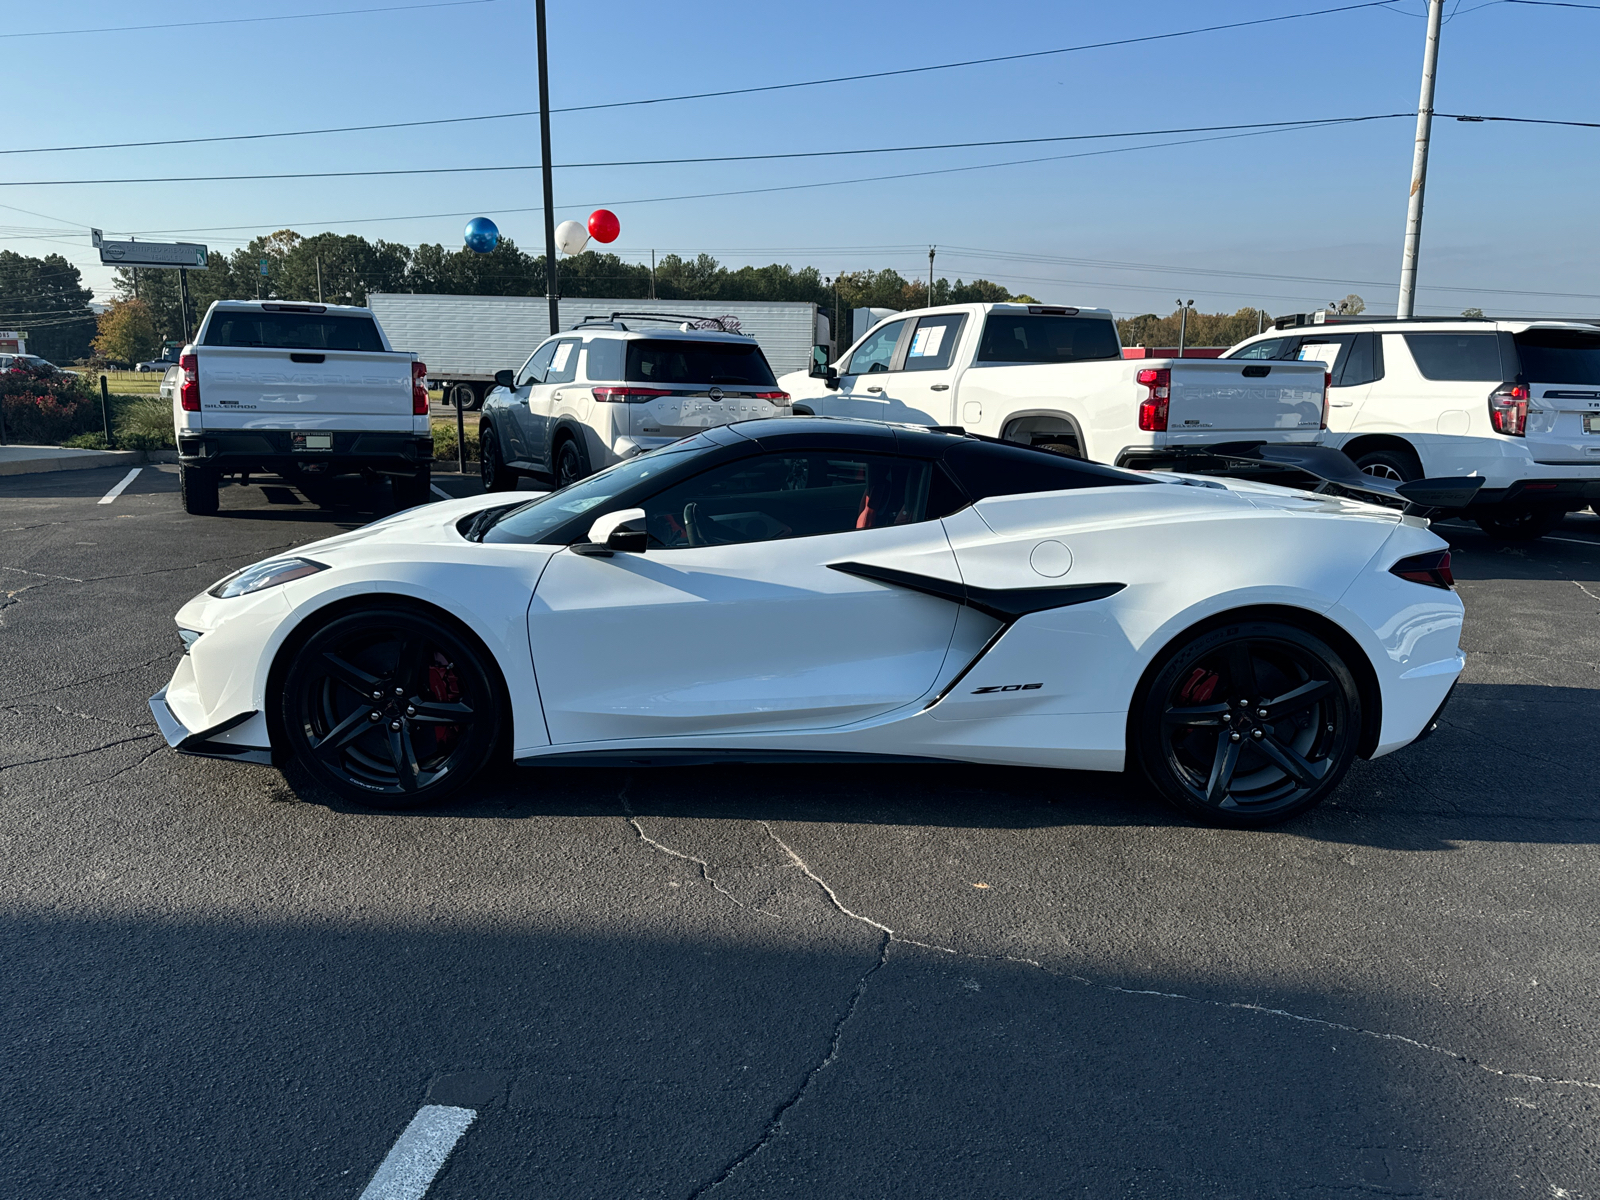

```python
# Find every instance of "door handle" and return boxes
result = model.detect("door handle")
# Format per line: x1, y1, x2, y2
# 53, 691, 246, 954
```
1329, 400, 1354, 407
929, 384, 950, 391
866, 386, 884, 394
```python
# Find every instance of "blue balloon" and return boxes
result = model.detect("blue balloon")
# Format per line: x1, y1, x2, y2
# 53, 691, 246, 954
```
464, 216, 499, 254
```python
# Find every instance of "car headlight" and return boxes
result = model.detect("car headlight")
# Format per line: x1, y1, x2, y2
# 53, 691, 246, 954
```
208, 557, 329, 598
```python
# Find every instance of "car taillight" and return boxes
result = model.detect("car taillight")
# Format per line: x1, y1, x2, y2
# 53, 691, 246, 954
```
755, 391, 791, 405
592, 386, 672, 403
1390, 549, 1454, 589
179, 353, 200, 412
1136, 367, 1170, 432
412, 361, 430, 415
1322, 370, 1331, 430
1488, 383, 1529, 436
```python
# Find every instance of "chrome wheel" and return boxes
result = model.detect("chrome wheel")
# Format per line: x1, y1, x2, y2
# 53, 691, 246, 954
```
1138, 622, 1359, 826
282, 609, 501, 807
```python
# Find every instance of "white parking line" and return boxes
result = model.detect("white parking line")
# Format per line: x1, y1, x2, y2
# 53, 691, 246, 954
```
1546, 536, 1600, 548
357, 1105, 476, 1200
429, 484, 452, 502
97, 468, 141, 505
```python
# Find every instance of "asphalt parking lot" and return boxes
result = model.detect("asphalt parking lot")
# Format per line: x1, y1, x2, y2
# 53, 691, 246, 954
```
2, 464, 1598, 1199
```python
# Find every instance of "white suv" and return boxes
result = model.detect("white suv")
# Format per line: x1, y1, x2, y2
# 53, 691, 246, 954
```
1224, 315, 1600, 541
477, 313, 793, 491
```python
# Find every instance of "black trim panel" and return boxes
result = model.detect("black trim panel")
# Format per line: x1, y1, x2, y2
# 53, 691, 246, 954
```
148, 687, 274, 765
827, 561, 1125, 621
515, 748, 957, 768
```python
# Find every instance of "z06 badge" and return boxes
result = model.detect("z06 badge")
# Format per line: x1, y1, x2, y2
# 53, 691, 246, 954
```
971, 682, 1043, 694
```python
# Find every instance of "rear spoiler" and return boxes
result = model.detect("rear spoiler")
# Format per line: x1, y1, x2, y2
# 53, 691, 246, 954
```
1219, 444, 1484, 515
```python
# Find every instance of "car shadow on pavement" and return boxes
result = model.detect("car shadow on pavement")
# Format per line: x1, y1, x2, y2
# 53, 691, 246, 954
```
273, 682, 1598, 855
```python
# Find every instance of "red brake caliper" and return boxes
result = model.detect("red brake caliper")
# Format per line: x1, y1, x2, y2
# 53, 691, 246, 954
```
426, 653, 461, 750
1178, 667, 1220, 705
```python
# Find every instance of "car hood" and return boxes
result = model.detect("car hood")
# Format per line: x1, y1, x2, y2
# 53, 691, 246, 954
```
291, 491, 549, 559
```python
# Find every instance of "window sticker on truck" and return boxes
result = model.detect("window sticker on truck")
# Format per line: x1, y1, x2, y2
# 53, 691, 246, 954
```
909, 325, 947, 358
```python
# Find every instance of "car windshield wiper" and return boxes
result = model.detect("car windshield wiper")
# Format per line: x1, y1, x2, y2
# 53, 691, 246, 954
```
463, 503, 526, 542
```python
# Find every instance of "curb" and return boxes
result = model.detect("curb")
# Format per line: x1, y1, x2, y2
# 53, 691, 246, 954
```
0, 447, 178, 477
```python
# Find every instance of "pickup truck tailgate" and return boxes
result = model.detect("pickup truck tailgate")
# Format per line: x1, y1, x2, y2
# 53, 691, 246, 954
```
196, 347, 412, 430
1164, 360, 1324, 443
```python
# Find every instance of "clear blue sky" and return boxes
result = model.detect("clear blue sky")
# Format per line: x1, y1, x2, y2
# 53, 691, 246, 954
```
5, 0, 1596, 319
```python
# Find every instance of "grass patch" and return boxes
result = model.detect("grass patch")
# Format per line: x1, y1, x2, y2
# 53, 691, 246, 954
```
59, 394, 175, 450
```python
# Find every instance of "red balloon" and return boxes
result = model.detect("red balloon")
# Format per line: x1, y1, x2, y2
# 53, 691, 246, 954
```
588, 209, 620, 244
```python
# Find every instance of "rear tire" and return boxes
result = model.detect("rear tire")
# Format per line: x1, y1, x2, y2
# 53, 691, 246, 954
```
1475, 504, 1567, 543
179, 463, 218, 515
280, 607, 503, 809
1133, 620, 1361, 828
480, 426, 517, 492
1353, 448, 1422, 483
391, 465, 431, 509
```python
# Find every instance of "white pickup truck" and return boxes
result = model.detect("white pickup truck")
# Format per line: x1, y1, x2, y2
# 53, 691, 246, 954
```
171, 301, 432, 515
779, 302, 1328, 469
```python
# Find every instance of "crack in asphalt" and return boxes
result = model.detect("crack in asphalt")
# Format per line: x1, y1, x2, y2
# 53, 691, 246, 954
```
12, 652, 180, 702
0, 732, 157, 774
0, 565, 84, 583
623, 806, 1600, 1196
619, 781, 756, 912
1, 702, 154, 731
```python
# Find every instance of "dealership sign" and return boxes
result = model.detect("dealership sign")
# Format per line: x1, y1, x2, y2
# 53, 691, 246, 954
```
91, 230, 207, 269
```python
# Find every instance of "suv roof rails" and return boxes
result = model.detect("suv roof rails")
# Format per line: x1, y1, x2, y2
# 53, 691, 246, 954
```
571, 311, 747, 334
1272, 312, 1498, 330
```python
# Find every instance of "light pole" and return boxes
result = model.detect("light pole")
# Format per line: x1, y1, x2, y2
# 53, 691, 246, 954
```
535, 0, 560, 335
1176, 299, 1195, 358
1397, 0, 1444, 319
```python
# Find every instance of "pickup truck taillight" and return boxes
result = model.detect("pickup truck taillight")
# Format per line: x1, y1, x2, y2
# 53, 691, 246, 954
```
179, 353, 200, 412
1322, 371, 1331, 430
1136, 368, 1170, 432
1390, 549, 1454, 589
592, 386, 672, 403
412, 362, 430, 415
1488, 383, 1529, 436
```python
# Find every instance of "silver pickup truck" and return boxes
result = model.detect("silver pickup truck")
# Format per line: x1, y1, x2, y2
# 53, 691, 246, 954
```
170, 301, 432, 515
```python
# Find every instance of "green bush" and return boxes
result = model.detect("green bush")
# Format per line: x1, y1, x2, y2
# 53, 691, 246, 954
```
0, 370, 101, 444
431, 417, 479, 464
115, 396, 176, 450
62, 432, 109, 450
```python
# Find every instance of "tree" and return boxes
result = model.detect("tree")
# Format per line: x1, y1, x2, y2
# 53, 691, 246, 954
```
92, 299, 160, 364
1461, 307, 1484, 318
1337, 294, 1366, 316
0, 251, 96, 363
1116, 306, 1272, 349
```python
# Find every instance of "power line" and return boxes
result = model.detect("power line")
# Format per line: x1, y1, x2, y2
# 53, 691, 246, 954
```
0, 115, 1417, 186
0, 0, 500, 40
0, 1, 1406, 157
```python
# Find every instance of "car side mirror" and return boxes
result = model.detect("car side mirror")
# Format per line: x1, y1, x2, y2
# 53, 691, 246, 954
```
823, 365, 840, 390
808, 346, 829, 377
493, 369, 516, 389
574, 507, 647, 556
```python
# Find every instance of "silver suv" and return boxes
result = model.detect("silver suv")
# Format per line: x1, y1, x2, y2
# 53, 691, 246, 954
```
478, 313, 792, 491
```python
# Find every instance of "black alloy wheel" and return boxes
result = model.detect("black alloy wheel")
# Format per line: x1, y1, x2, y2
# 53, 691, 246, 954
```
480, 426, 516, 492
1474, 504, 1567, 543
281, 608, 502, 808
1135, 621, 1360, 827
553, 436, 586, 487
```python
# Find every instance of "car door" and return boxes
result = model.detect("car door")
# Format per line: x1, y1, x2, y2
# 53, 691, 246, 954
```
826, 319, 909, 422
886, 312, 967, 425
503, 342, 556, 463
1288, 333, 1377, 445
523, 338, 580, 467
528, 447, 964, 744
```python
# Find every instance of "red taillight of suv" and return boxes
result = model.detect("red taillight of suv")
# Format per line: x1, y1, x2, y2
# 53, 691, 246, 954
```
592, 386, 672, 403
1390, 549, 1454, 589
179, 353, 200, 412
1488, 383, 1529, 436
412, 362, 430, 415
755, 391, 791, 405
1136, 367, 1170, 432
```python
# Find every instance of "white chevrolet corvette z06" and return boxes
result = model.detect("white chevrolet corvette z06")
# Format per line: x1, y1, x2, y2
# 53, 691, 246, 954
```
150, 418, 1469, 827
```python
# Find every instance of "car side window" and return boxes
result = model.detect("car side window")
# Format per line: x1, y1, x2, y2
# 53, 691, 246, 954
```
1403, 333, 1503, 381
1295, 335, 1355, 380
584, 337, 624, 382
544, 338, 583, 386
901, 314, 966, 372
638, 452, 940, 549
1231, 337, 1292, 360
519, 342, 557, 388
1336, 332, 1381, 387
845, 321, 906, 376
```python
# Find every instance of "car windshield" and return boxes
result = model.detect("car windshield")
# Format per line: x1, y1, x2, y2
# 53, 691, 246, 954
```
479, 442, 716, 544
625, 339, 777, 386
1513, 329, 1600, 385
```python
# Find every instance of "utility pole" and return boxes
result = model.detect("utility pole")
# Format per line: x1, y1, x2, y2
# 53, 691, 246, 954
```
928, 245, 936, 302
535, 0, 560, 336
1257, 307, 1265, 335
315, 255, 323, 304
178, 269, 190, 342
1397, 0, 1444, 319
650, 249, 656, 300
1177, 299, 1194, 358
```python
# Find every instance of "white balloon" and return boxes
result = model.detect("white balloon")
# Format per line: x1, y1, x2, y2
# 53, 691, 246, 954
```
554, 220, 589, 255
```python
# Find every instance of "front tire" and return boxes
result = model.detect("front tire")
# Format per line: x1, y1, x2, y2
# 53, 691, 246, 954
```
1475, 504, 1567, 543
553, 435, 587, 487
1134, 620, 1360, 827
480, 426, 517, 492
280, 607, 503, 808
179, 463, 218, 515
